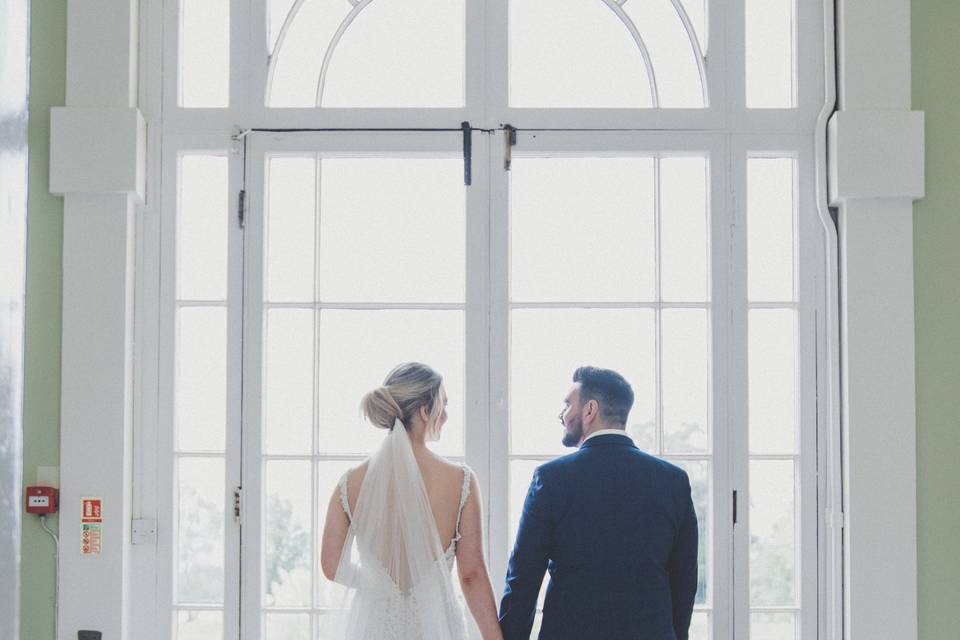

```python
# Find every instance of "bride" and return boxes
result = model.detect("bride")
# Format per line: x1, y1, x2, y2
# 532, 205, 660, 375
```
320, 362, 504, 640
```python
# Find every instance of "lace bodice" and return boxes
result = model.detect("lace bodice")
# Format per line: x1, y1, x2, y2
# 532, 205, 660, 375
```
338, 464, 472, 567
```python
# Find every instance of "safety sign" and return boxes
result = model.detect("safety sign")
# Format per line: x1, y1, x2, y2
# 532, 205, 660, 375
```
81, 497, 102, 555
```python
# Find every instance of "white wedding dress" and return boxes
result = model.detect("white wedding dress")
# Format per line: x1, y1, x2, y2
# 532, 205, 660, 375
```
325, 421, 470, 639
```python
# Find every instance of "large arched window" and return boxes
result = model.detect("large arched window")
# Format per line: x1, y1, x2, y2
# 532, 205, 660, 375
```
155, 0, 829, 638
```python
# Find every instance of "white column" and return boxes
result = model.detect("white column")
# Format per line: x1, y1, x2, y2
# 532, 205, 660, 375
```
833, 0, 923, 638
52, 0, 144, 638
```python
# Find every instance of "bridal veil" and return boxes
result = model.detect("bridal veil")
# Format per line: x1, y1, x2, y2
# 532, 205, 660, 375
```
323, 421, 467, 639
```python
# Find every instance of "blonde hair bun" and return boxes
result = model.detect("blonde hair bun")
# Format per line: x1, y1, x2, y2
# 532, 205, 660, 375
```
360, 362, 444, 432
360, 386, 403, 430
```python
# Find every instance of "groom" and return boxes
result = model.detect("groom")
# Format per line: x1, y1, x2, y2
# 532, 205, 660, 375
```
499, 366, 698, 639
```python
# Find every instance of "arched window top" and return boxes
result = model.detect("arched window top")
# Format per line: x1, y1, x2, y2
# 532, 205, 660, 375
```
265, 0, 707, 109
267, 0, 466, 108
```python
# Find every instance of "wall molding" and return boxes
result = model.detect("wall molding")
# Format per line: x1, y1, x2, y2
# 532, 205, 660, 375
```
828, 109, 925, 204
50, 107, 146, 201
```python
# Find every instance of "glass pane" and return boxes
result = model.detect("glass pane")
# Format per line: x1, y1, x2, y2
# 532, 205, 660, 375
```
671, 459, 710, 606
630, 416, 658, 454
316, 460, 356, 608
750, 460, 798, 607
176, 457, 225, 604
318, 158, 465, 303
175, 610, 223, 640
266, 156, 316, 303
176, 307, 226, 452
180, 0, 229, 107
510, 0, 652, 107
680, 0, 708, 54
268, 0, 298, 54
264, 308, 314, 454
689, 610, 710, 640
268, 0, 350, 107
622, 0, 705, 107
264, 613, 310, 640
316, 309, 464, 456
511, 157, 656, 303
178, 155, 228, 301
748, 158, 796, 301
510, 309, 655, 456
322, 0, 465, 107
264, 461, 313, 608
746, 0, 795, 108
751, 611, 798, 640
661, 309, 710, 454
749, 309, 798, 455
660, 157, 709, 302
509, 459, 540, 551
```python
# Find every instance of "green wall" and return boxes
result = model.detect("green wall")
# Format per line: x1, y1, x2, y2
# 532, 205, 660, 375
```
913, 2, 960, 639
17, 1, 960, 638
21, 2, 64, 640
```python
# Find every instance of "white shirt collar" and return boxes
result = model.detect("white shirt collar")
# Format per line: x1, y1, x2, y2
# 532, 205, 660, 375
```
581, 428, 633, 445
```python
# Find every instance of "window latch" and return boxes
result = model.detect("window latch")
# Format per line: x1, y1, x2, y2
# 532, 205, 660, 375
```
461, 121, 472, 186
504, 124, 517, 171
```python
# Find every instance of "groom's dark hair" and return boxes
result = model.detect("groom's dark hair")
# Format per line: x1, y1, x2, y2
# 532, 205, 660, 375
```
573, 366, 634, 426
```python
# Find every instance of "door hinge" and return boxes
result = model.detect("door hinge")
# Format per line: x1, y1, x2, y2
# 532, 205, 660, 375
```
233, 486, 243, 522
238, 189, 246, 228
503, 124, 517, 171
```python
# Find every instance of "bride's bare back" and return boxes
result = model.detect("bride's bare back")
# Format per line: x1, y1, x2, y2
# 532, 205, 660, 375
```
340, 451, 469, 551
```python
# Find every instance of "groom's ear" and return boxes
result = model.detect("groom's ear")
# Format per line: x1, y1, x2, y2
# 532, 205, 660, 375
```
584, 398, 600, 423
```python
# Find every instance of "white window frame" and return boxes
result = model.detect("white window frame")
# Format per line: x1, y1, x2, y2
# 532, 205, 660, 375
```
105, 2, 915, 636
159, 0, 825, 133
151, 128, 828, 640
728, 134, 825, 639
151, 0, 834, 638
156, 132, 246, 640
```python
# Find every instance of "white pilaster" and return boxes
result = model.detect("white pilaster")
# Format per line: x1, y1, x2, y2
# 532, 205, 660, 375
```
55, 0, 142, 638
833, 0, 921, 638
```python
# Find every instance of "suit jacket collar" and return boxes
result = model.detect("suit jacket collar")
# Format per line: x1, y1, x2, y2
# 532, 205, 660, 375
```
579, 433, 637, 450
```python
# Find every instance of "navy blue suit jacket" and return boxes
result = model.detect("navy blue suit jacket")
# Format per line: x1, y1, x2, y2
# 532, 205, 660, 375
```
499, 434, 698, 640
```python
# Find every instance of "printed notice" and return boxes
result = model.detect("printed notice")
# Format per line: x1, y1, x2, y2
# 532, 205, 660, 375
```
81, 497, 103, 555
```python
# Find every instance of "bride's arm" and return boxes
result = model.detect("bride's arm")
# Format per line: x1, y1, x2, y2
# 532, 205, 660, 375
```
320, 486, 350, 582
456, 475, 505, 640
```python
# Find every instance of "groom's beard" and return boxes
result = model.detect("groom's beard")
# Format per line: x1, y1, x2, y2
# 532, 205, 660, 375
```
561, 415, 583, 448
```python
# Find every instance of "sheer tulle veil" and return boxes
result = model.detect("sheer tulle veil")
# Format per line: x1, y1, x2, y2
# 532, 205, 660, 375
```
320, 420, 467, 639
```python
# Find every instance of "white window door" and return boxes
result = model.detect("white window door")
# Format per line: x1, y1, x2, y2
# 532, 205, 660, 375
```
237, 130, 490, 639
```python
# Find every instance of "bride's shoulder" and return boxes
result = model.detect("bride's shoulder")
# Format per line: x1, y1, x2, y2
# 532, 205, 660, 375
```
343, 460, 370, 487
430, 453, 471, 473
426, 454, 472, 484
